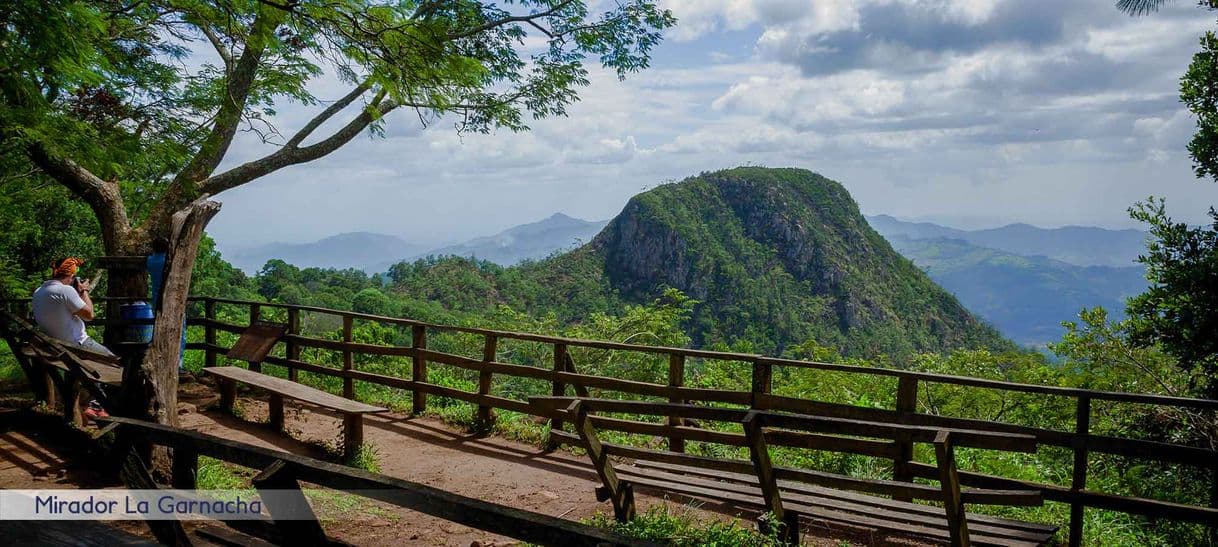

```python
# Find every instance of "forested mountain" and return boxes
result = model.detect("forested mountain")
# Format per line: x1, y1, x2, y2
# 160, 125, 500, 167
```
867, 215, 1147, 267
365, 168, 1015, 358
884, 235, 1147, 346
421, 213, 608, 265
562, 167, 1012, 355
226, 232, 425, 274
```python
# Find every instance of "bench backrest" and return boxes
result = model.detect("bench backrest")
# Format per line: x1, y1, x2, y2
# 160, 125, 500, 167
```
532, 396, 1042, 544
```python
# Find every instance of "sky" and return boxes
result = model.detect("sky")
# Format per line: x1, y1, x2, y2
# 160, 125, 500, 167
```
208, 0, 1218, 252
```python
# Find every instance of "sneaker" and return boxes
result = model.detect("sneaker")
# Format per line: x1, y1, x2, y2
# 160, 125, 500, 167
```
83, 401, 109, 423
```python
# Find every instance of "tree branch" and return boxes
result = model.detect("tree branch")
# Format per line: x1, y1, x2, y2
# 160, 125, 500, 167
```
284, 82, 370, 148
448, 0, 574, 40
197, 24, 234, 72
172, 7, 284, 186
201, 98, 398, 195
25, 143, 131, 252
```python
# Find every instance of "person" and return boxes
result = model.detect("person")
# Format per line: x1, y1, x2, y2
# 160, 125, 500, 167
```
146, 237, 187, 374
146, 237, 169, 310
32, 257, 115, 357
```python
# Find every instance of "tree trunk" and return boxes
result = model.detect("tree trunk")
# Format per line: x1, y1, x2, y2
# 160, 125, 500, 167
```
113, 197, 220, 431
135, 197, 220, 428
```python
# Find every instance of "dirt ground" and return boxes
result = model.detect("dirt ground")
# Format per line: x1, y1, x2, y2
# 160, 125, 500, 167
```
0, 382, 914, 546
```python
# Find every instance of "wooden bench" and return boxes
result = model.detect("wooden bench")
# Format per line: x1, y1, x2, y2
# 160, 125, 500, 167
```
205, 366, 386, 460
533, 397, 1058, 547
1, 309, 121, 426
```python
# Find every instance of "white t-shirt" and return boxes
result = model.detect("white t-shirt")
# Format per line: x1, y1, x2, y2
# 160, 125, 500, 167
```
32, 280, 88, 344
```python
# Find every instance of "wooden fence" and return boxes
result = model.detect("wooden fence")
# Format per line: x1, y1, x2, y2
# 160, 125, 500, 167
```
4, 296, 1216, 545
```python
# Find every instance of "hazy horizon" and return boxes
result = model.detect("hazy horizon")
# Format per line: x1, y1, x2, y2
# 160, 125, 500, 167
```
216, 207, 1147, 254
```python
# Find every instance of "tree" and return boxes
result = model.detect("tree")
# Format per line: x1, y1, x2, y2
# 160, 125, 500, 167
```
1116, 0, 1217, 17
1, 0, 674, 426
1119, 1, 1218, 180
1125, 199, 1218, 398
353, 287, 394, 316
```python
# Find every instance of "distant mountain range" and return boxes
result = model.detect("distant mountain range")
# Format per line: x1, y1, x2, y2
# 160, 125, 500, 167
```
866, 215, 1147, 268
880, 234, 1146, 346
227, 213, 608, 274
227, 232, 426, 274
422, 213, 608, 266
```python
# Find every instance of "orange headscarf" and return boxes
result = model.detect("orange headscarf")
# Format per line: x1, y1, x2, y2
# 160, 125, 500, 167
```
52, 257, 84, 278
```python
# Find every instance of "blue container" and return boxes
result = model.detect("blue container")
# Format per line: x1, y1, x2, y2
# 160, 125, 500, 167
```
120, 302, 154, 343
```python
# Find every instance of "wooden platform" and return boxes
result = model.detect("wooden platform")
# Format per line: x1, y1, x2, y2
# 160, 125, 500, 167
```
204, 366, 386, 459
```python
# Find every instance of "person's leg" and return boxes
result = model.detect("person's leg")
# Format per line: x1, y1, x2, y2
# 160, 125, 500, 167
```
75, 338, 117, 357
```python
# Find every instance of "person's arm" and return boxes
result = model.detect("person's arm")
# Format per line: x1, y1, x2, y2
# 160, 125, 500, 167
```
70, 280, 95, 321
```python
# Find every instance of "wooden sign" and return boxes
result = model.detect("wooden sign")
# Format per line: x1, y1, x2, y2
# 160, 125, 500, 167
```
226, 321, 288, 363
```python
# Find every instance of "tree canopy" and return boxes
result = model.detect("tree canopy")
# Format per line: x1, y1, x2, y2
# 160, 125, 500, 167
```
1, 0, 675, 249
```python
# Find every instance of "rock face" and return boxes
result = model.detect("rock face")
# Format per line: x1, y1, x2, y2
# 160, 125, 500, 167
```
587, 167, 1010, 356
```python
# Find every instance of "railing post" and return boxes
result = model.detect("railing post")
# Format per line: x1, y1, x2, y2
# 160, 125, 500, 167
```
204, 299, 216, 368
751, 359, 772, 409
1069, 396, 1091, 547
248, 303, 262, 372
893, 376, 918, 501
411, 325, 427, 415
286, 307, 299, 382
475, 334, 497, 434
172, 447, 198, 490
342, 315, 354, 399
668, 353, 686, 453
548, 343, 569, 450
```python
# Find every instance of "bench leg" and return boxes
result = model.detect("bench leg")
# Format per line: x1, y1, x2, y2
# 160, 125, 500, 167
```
40, 367, 60, 410
343, 413, 363, 462
63, 377, 85, 428
570, 400, 636, 522
219, 378, 236, 413
268, 394, 284, 431
758, 512, 801, 546
935, 431, 970, 547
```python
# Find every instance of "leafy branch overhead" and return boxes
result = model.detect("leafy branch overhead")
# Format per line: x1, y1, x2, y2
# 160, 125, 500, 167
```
0, 0, 675, 244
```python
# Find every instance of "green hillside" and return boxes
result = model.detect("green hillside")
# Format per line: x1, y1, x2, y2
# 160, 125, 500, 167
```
548, 167, 1011, 356
385, 168, 1012, 358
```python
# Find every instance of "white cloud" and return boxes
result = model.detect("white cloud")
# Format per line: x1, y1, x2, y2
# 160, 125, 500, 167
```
207, 0, 1218, 251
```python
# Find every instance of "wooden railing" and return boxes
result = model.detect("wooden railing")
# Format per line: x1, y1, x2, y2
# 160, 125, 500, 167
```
5, 296, 1217, 544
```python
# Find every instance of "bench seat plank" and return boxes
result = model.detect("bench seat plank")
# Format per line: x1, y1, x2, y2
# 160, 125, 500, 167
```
205, 366, 385, 414
28, 347, 124, 386
617, 466, 1053, 545
618, 467, 1051, 546
632, 460, 1058, 536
